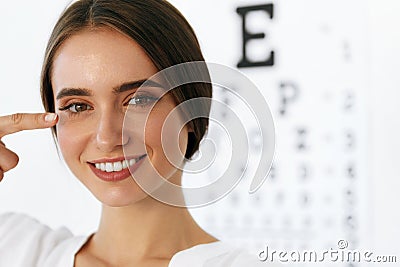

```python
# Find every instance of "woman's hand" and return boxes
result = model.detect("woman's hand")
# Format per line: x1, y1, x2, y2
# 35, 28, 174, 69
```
0, 113, 58, 181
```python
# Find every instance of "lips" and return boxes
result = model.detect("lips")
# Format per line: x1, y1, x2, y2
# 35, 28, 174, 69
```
88, 154, 147, 182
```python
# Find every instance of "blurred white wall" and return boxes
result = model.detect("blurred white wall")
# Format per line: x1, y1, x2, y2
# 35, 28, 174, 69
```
367, 0, 400, 256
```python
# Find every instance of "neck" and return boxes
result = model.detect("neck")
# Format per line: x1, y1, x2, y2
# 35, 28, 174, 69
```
87, 196, 216, 264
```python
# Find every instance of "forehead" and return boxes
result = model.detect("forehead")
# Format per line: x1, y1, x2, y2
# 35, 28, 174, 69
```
51, 28, 158, 94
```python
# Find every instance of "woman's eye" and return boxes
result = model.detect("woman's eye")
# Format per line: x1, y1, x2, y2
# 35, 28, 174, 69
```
128, 95, 158, 107
59, 103, 92, 113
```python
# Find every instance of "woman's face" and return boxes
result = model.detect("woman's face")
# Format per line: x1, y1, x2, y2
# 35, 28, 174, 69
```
52, 28, 189, 207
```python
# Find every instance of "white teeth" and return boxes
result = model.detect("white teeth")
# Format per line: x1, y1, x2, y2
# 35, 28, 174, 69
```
105, 163, 113, 172
93, 156, 144, 172
122, 160, 128, 169
113, 161, 123, 172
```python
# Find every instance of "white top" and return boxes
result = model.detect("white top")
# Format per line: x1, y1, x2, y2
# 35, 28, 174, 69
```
0, 212, 277, 267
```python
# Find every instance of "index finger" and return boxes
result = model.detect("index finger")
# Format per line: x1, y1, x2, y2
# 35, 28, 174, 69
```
0, 113, 58, 138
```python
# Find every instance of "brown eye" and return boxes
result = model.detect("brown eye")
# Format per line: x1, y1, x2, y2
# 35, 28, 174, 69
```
68, 103, 92, 113
128, 95, 158, 107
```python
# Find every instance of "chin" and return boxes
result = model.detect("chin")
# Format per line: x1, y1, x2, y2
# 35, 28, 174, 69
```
90, 183, 150, 207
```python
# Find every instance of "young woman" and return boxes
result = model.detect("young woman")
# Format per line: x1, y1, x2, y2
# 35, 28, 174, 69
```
0, 1, 278, 266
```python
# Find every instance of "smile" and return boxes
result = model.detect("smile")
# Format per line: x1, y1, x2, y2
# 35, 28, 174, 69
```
93, 154, 147, 172
88, 154, 147, 182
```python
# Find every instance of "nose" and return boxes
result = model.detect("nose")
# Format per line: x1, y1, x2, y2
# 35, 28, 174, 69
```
95, 111, 129, 152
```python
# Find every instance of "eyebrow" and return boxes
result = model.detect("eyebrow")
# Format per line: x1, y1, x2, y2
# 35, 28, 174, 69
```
56, 79, 163, 100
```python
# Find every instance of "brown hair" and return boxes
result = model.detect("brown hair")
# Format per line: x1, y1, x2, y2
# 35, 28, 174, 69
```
40, 0, 212, 159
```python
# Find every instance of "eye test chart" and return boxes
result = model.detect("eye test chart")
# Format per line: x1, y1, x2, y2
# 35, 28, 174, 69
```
174, 0, 372, 265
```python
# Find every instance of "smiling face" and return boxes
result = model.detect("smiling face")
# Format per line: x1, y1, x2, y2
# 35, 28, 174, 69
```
51, 28, 189, 207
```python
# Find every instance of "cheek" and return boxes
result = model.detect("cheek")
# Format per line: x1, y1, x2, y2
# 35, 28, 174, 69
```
56, 119, 89, 163
144, 110, 188, 166
144, 116, 163, 154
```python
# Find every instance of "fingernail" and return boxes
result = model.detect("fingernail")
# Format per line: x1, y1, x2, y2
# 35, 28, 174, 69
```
45, 113, 57, 122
